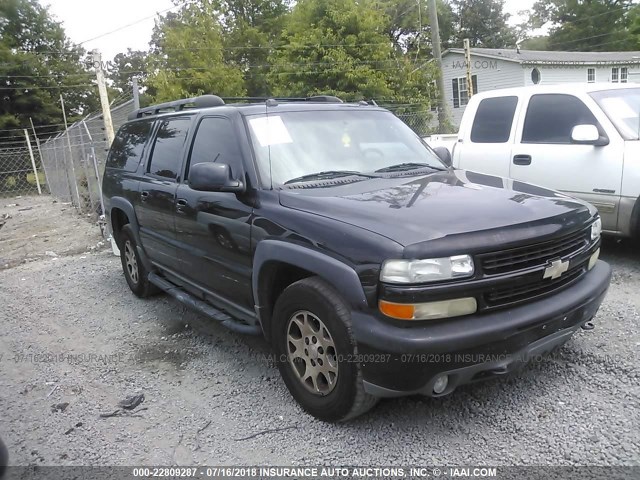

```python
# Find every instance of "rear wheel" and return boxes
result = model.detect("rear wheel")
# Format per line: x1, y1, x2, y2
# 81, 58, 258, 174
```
272, 276, 378, 422
119, 224, 158, 298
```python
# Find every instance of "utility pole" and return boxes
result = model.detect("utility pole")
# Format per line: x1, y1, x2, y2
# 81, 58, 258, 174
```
92, 50, 115, 147
464, 38, 474, 97
24, 129, 42, 195
427, 0, 449, 131
132, 76, 140, 110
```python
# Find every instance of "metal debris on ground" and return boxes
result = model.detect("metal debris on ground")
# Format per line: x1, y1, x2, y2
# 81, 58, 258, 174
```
51, 402, 69, 413
118, 393, 145, 410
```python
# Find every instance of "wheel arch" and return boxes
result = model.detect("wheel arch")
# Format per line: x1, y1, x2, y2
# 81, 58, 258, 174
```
253, 240, 369, 342
630, 195, 640, 240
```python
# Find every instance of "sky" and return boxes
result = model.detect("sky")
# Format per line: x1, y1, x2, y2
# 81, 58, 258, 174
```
45, 0, 536, 61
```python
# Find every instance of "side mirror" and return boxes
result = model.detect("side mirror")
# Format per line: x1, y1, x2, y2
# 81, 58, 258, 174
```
433, 146, 452, 167
188, 162, 244, 193
571, 124, 609, 146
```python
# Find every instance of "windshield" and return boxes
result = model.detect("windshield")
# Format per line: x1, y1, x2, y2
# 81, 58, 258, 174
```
590, 88, 640, 140
246, 109, 444, 186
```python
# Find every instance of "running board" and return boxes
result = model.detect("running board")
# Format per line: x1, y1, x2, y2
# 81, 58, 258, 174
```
148, 272, 261, 335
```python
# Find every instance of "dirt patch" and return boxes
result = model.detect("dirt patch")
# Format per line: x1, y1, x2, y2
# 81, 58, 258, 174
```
0, 194, 106, 269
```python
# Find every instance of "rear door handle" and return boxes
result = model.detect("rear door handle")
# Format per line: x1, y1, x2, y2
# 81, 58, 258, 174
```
140, 191, 149, 201
176, 199, 187, 213
513, 154, 532, 166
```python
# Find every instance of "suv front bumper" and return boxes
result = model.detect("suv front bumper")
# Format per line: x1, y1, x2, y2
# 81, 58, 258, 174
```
350, 260, 611, 397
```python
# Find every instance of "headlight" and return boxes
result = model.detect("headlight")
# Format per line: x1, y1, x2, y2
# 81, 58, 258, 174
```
380, 255, 474, 284
591, 217, 602, 242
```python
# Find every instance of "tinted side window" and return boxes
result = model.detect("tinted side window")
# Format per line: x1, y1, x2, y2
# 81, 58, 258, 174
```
470, 96, 518, 143
106, 121, 152, 171
186, 117, 242, 179
147, 117, 191, 180
522, 94, 599, 144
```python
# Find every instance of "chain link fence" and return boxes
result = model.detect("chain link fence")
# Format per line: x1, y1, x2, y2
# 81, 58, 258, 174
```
38, 98, 134, 215
0, 144, 45, 198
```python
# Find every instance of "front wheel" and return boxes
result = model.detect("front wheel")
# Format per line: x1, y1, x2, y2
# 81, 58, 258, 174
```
272, 277, 378, 422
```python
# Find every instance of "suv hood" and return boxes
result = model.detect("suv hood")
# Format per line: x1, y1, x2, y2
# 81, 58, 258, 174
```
278, 170, 595, 249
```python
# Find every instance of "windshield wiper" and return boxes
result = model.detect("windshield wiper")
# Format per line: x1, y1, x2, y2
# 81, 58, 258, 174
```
374, 162, 444, 173
284, 170, 376, 185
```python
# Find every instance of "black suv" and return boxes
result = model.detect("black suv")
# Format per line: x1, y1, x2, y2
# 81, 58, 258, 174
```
103, 94, 611, 422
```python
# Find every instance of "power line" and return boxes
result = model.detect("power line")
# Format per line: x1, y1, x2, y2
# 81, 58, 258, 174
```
0, 84, 96, 90
11, 42, 396, 57
78, 2, 188, 46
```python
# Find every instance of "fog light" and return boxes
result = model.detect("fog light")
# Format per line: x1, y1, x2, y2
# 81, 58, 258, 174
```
433, 375, 448, 394
588, 248, 600, 270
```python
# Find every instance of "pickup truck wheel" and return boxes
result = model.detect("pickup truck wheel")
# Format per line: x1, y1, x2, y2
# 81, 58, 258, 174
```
272, 276, 378, 422
119, 224, 158, 298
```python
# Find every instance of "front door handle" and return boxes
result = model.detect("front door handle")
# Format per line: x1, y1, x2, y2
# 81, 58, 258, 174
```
140, 191, 149, 202
513, 154, 532, 166
176, 199, 188, 213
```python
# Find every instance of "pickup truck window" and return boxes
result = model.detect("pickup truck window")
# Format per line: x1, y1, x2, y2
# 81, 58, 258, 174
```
522, 94, 599, 144
470, 96, 518, 143
186, 117, 242, 179
590, 88, 640, 140
247, 110, 444, 186
147, 117, 191, 180
106, 120, 153, 172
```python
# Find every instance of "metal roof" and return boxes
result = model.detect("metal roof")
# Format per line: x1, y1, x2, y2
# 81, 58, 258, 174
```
443, 48, 640, 65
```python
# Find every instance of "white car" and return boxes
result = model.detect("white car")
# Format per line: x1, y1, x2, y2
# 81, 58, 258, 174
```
429, 83, 640, 239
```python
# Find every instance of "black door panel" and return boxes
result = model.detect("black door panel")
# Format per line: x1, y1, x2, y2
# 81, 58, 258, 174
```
173, 116, 254, 308
134, 116, 192, 270
175, 188, 254, 307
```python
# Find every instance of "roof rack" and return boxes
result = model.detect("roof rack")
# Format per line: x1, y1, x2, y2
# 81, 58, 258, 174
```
128, 94, 225, 120
220, 95, 344, 104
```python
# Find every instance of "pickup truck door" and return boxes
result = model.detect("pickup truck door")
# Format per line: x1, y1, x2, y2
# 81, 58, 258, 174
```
135, 116, 192, 271
455, 95, 521, 178
509, 93, 623, 231
174, 116, 255, 310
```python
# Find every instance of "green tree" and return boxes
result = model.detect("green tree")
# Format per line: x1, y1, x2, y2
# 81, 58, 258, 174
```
530, 0, 633, 51
145, 0, 246, 102
109, 49, 149, 93
219, 0, 291, 96
383, 0, 456, 55
451, 0, 517, 48
0, 0, 98, 140
267, 0, 435, 105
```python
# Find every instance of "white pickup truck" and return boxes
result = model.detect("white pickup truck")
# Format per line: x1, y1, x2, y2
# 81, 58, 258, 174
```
426, 83, 640, 240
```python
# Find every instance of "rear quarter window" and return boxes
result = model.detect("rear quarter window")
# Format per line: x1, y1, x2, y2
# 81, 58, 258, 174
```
106, 120, 153, 172
470, 96, 518, 143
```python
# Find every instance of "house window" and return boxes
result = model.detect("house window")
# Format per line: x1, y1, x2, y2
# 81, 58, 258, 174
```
621, 67, 628, 83
452, 75, 478, 108
531, 68, 541, 84
587, 68, 596, 83
612, 67, 619, 83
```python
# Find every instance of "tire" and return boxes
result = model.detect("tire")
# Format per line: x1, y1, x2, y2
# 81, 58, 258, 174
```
119, 224, 159, 298
0, 436, 7, 479
272, 276, 378, 422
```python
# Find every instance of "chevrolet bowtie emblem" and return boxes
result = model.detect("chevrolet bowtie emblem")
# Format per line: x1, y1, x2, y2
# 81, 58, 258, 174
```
543, 258, 569, 280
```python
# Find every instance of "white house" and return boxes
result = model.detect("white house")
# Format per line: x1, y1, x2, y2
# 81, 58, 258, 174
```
441, 48, 640, 126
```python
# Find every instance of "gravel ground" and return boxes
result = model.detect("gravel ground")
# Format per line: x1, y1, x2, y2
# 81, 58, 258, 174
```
0, 197, 638, 467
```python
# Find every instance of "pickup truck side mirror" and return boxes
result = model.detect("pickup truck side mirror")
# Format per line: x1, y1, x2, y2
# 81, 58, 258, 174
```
433, 146, 452, 167
189, 162, 245, 193
571, 124, 609, 146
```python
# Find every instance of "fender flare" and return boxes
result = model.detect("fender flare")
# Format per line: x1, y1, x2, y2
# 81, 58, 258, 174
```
252, 240, 369, 337
108, 197, 153, 272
